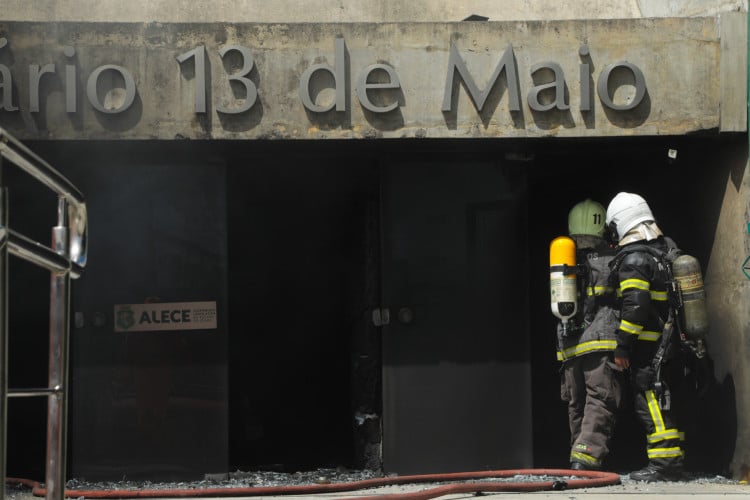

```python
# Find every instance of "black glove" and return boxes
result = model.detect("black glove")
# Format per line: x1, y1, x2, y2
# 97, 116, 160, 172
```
634, 366, 656, 391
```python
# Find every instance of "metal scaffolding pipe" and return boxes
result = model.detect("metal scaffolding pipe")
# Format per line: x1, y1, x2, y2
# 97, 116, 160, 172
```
46, 204, 71, 500
0, 129, 84, 205
7, 230, 83, 278
0, 130, 87, 500
0, 128, 87, 270
0, 186, 8, 500
7, 388, 62, 398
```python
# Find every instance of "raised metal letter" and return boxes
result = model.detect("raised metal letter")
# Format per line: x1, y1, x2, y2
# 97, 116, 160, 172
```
217, 45, 257, 114
442, 43, 520, 112
176, 46, 207, 113
0, 38, 19, 111
356, 64, 400, 113
86, 65, 136, 114
64, 46, 77, 113
597, 61, 646, 111
0, 66, 18, 112
579, 45, 591, 112
299, 37, 346, 113
527, 62, 569, 111
29, 64, 56, 113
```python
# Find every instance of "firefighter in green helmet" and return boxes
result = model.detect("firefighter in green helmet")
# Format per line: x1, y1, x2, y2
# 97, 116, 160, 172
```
557, 198, 623, 471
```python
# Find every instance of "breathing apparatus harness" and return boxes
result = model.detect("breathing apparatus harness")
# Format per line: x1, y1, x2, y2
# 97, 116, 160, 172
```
609, 238, 683, 410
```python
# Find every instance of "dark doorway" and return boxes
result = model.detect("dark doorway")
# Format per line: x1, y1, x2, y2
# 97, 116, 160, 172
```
227, 154, 380, 471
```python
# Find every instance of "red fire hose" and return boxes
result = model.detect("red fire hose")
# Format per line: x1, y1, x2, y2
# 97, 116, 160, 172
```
7, 468, 621, 499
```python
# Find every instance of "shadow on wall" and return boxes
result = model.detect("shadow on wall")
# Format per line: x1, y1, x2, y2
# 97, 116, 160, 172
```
686, 370, 737, 475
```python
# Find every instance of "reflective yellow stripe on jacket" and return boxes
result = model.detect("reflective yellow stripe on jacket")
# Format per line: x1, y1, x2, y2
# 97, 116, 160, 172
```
620, 277, 649, 292
616, 289, 667, 301
617, 275, 667, 340
587, 285, 615, 296
557, 339, 617, 361
638, 330, 662, 341
618, 318, 643, 335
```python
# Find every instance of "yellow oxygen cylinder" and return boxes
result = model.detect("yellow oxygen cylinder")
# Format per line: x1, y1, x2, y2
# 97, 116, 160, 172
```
672, 254, 709, 341
550, 236, 577, 331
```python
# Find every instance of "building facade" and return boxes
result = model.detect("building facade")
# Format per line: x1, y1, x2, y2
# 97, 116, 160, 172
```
1, 0, 749, 482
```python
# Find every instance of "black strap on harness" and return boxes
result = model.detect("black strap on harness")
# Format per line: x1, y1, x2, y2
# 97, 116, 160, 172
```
608, 237, 681, 275
610, 238, 682, 410
549, 263, 585, 276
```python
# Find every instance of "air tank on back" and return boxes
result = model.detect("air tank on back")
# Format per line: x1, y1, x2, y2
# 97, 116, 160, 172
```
672, 253, 709, 341
550, 236, 577, 334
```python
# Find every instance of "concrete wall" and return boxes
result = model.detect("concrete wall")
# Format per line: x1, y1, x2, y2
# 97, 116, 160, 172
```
1, 0, 746, 22
706, 142, 750, 481
0, 16, 745, 140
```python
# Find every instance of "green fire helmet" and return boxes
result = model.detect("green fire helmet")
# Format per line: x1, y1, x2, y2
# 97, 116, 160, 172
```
568, 198, 606, 237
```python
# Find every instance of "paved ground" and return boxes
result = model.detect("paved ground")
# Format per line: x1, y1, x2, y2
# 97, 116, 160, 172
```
6, 473, 750, 500
296, 478, 750, 499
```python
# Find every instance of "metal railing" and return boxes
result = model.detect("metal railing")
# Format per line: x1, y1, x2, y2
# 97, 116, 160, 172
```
0, 128, 88, 500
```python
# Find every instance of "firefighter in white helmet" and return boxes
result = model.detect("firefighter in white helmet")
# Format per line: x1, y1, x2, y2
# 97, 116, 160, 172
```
557, 199, 622, 471
606, 192, 685, 482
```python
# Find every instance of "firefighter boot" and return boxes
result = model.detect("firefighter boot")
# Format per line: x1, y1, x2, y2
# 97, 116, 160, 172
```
630, 464, 684, 482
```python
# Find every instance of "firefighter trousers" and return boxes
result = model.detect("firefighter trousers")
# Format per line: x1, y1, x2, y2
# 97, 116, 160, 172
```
561, 352, 623, 468
632, 375, 685, 471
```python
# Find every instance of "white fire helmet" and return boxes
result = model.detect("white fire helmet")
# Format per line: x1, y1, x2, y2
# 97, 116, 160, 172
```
605, 192, 655, 241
